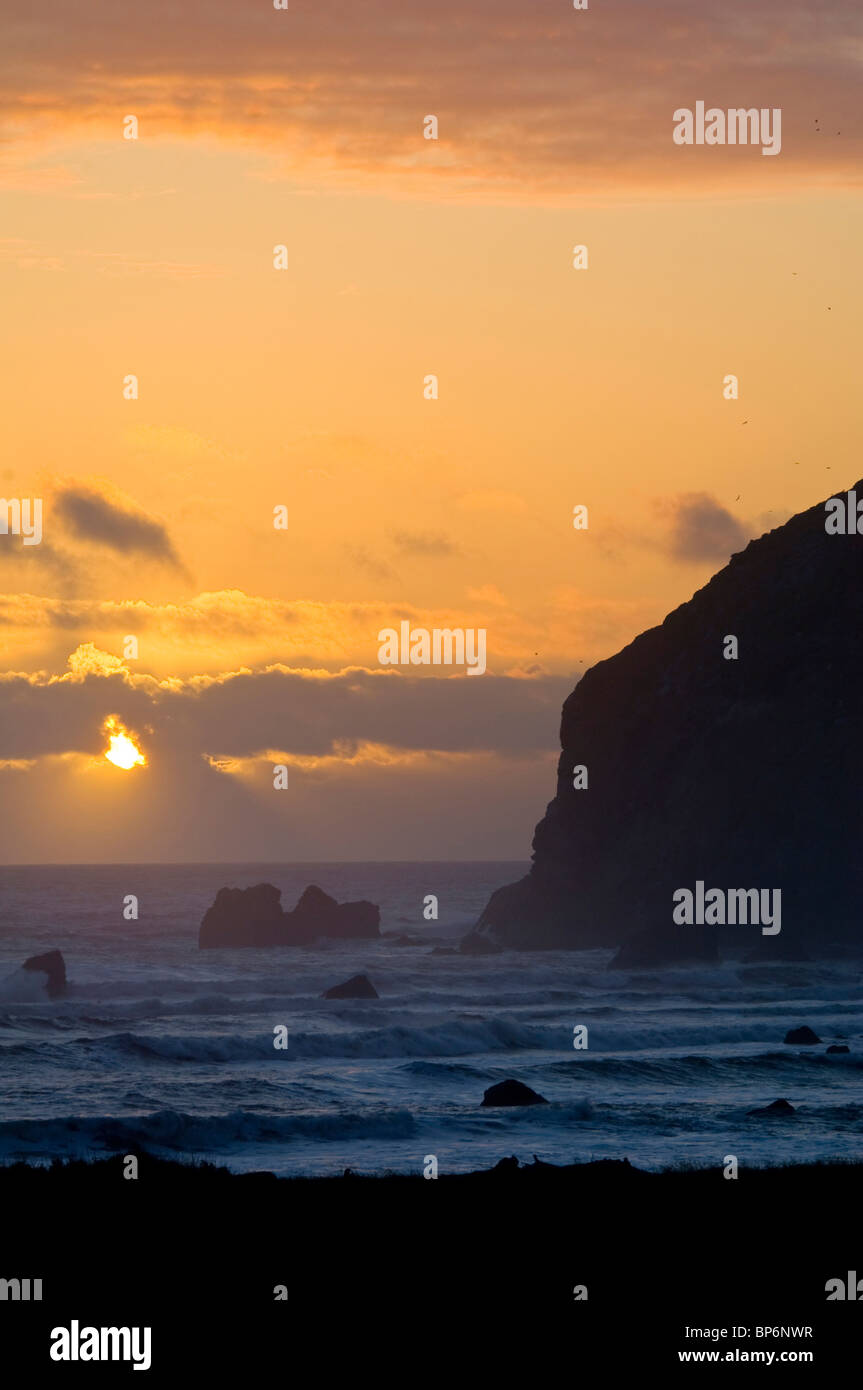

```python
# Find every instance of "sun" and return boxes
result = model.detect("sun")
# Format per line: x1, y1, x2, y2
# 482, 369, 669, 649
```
102, 715, 147, 770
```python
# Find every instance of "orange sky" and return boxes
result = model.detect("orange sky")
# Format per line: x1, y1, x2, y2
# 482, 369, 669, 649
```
1, 0, 861, 860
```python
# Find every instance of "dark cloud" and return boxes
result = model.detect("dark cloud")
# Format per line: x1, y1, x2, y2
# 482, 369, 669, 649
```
0, 537, 82, 595
0, 735, 550, 864
0, 666, 572, 761
54, 485, 187, 572
0, 1, 859, 198
344, 545, 398, 581
392, 530, 461, 558
666, 493, 751, 563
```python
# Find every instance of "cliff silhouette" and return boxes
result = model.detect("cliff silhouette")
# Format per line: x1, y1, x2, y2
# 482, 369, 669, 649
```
477, 482, 863, 961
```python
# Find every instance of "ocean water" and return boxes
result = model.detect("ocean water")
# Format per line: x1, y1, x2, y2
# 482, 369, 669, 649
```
1, 862, 861, 1175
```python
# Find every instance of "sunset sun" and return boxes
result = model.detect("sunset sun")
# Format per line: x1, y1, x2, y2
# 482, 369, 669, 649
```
102, 716, 146, 771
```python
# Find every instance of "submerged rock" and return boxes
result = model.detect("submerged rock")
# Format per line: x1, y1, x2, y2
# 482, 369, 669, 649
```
481, 1079, 548, 1107
784, 1026, 820, 1045
199, 883, 380, 948
747, 1098, 796, 1117
322, 973, 379, 1000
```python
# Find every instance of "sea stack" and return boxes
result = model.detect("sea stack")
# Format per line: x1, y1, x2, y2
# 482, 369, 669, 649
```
199, 883, 380, 948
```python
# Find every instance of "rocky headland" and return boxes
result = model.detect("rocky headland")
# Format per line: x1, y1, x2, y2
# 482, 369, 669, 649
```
475, 483, 863, 964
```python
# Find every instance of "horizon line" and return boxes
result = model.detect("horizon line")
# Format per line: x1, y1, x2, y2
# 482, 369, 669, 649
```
0, 858, 530, 868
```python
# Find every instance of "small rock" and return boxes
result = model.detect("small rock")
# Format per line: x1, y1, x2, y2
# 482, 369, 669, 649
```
747, 1098, 796, 1117
429, 947, 459, 956
481, 1079, 548, 1107
784, 1026, 820, 1045
322, 973, 379, 1000
826, 1044, 850, 1054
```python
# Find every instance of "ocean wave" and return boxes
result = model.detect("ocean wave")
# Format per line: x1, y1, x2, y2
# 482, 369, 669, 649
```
3, 1015, 861, 1067
540, 1049, 863, 1082
0, 1107, 416, 1159
120, 1018, 559, 1062
0, 970, 54, 1004
398, 1059, 491, 1080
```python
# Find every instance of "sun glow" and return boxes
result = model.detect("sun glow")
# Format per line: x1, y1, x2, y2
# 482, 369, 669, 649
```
103, 716, 146, 770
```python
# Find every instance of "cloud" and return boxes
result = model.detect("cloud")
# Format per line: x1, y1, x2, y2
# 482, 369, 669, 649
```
344, 545, 398, 581
0, 536, 82, 593
0, 588, 657, 677
53, 483, 188, 573
0, 738, 551, 863
664, 493, 751, 563
392, 530, 461, 557
1, 1, 860, 200
0, 654, 572, 762
66, 643, 130, 678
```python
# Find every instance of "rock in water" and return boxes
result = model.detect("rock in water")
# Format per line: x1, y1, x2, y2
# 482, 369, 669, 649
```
784, 1026, 820, 1045
199, 883, 380, 947
826, 1044, 850, 1054
290, 885, 379, 941
199, 884, 287, 948
22, 950, 67, 999
474, 483, 863, 962
322, 974, 379, 1000
747, 1098, 796, 1117
481, 1080, 548, 1107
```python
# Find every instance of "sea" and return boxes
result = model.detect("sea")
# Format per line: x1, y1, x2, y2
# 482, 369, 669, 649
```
1, 862, 861, 1175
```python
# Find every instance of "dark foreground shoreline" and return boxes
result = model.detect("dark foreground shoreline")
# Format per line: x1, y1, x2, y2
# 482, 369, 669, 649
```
2, 1151, 861, 1374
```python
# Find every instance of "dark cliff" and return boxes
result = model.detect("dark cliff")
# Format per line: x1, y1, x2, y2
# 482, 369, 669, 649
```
476, 483, 863, 959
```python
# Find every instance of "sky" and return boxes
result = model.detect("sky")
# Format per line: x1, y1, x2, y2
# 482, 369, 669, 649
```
0, 0, 861, 862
